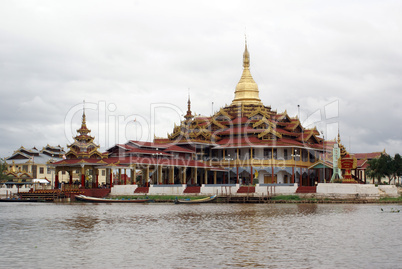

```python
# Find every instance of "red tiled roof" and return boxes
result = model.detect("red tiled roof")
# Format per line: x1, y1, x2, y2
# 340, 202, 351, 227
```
276, 129, 298, 136
231, 117, 251, 124
360, 161, 370, 169
356, 159, 366, 167
352, 152, 382, 160
164, 145, 195, 154
128, 140, 170, 149
216, 127, 264, 135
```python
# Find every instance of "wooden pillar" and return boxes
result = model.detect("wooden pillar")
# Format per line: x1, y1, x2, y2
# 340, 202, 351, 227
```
204, 169, 208, 184
307, 169, 310, 186
182, 167, 187, 184
158, 165, 163, 184
130, 167, 134, 184
81, 174, 85, 189
300, 167, 302, 185
123, 169, 127, 185
291, 166, 295, 183
133, 165, 137, 184
169, 166, 174, 184
214, 171, 217, 184
81, 166, 85, 189
95, 170, 99, 188
250, 166, 253, 185
118, 169, 122, 185
271, 166, 274, 184
55, 174, 59, 189
145, 166, 150, 187
109, 169, 113, 188
194, 167, 198, 185
69, 171, 73, 185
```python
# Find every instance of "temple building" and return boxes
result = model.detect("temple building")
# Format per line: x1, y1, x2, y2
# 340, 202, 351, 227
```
52, 108, 109, 189
4, 145, 67, 186
49, 41, 385, 193
52, 107, 217, 190
155, 42, 333, 186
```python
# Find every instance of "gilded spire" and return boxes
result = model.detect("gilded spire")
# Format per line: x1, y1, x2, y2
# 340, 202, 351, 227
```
243, 38, 250, 68
184, 93, 193, 120
231, 40, 262, 106
77, 100, 90, 135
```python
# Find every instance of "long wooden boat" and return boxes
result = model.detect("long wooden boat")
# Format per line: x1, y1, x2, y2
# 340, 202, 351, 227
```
0, 198, 44, 202
75, 195, 154, 203
174, 195, 217, 204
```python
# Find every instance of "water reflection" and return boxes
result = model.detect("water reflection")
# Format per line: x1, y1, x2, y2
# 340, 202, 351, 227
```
0, 203, 401, 269
62, 215, 100, 230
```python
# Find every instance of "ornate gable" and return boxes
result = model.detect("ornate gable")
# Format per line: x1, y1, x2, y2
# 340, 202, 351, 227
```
258, 125, 282, 140
253, 117, 275, 129
248, 106, 271, 120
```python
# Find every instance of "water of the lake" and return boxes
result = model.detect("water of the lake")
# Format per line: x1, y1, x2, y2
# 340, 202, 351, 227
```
0, 202, 400, 269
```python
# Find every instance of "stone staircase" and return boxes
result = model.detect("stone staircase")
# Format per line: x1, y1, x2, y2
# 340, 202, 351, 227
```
296, 186, 317, 193
134, 187, 149, 193
237, 186, 255, 194
183, 186, 201, 194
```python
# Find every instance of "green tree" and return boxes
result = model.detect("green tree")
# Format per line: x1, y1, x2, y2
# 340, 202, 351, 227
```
366, 154, 392, 185
392, 154, 402, 185
0, 158, 12, 183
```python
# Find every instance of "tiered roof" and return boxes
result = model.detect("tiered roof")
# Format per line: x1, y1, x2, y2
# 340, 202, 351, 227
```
65, 109, 107, 159
6, 145, 65, 165
155, 42, 326, 151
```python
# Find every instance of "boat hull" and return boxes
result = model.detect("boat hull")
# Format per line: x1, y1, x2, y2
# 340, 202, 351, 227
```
174, 195, 217, 204
75, 195, 153, 203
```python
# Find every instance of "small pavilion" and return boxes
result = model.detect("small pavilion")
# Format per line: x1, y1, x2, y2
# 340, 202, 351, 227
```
52, 108, 220, 194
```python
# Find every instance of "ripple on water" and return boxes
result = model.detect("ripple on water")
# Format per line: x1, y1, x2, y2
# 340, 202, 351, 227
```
0, 203, 401, 268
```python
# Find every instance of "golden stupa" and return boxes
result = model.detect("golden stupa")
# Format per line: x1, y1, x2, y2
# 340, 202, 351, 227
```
231, 41, 262, 106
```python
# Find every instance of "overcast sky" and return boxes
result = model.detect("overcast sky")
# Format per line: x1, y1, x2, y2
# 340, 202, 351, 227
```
1, 0, 402, 158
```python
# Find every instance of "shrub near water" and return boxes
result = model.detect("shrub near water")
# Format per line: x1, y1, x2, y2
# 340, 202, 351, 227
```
379, 196, 402, 202
271, 195, 301, 201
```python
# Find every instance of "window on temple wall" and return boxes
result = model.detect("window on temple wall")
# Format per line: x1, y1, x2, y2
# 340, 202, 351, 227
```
22, 165, 28, 172
302, 150, 308, 162
47, 168, 51, 174
39, 167, 44, 174
263, 148, 271, 159
310, 152, 315, 162
284, 149, 288, 160
273, 149, 277, 159
102, 170, 106, 176
62, 171, 66, 175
